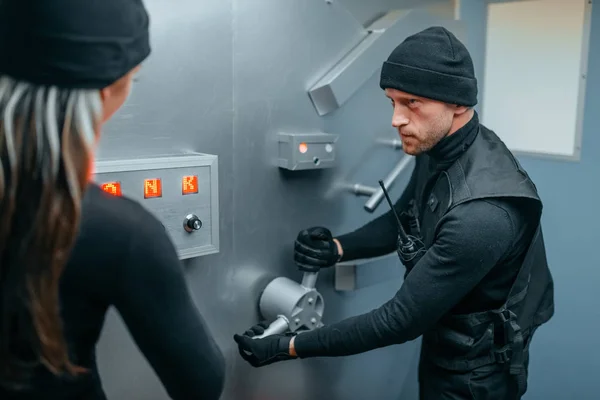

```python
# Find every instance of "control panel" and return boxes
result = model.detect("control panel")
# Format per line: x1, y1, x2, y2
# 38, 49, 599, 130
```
92, 153, 219, 259
277, 132, 339, 170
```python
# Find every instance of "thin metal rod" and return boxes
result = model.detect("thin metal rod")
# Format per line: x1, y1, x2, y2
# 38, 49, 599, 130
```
351, 184, 377, 196
375, 138, 403, 149
340, 183, 377, 196
364, 155, 413, 212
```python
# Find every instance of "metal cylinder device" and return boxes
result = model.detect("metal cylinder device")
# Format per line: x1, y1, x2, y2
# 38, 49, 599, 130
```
254, 271, 325, 338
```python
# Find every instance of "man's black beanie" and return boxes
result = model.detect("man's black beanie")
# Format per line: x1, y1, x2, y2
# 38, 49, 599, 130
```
380, 26, 478, 107
0, 0, 151, 90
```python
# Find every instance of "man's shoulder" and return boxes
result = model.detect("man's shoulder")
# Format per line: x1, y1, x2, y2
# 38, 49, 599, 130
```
432, 199, 517, 263
447, 197, 536, 246
447, 198, 518, 234
450, 127, 541, 207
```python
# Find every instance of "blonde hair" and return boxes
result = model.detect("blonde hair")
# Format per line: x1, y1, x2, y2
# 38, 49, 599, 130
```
0, 75, 102, 388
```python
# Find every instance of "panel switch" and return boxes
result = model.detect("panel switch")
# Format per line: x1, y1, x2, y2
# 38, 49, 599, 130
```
183, 214, 202, 233
92, 153, 219, 259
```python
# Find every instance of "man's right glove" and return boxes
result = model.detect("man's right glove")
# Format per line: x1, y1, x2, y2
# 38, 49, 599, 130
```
294, 227, 341, 272
233, 322, 296, 368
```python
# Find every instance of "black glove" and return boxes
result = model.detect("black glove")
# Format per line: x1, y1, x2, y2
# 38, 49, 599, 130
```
294, 227, 341, 272
233, 321, 296, 368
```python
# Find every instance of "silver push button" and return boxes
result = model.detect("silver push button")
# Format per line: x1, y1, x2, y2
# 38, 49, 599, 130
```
183, 214, 202, 233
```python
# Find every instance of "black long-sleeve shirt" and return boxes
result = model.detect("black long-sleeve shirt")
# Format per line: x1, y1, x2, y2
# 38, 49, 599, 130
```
0, 184, 225, 399
294, 112, 537, 358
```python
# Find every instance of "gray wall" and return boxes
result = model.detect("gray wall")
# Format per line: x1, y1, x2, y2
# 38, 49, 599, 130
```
92, 0, 600, 399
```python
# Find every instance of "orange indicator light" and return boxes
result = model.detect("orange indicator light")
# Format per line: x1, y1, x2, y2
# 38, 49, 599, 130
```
144, 178, 162, 199
101, 182, 122, 196
182, 175, 199, 195
298, 142, 308, 154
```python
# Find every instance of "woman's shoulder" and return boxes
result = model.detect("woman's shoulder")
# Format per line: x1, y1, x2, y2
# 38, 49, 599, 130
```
63, 183, 175, 291
68, 183, 169, 265
81, 183, 164, 237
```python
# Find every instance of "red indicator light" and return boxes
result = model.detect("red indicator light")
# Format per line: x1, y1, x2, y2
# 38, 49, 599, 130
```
101, 182, 122, 196
182, 175, 199, 195
144, 179, 162, 199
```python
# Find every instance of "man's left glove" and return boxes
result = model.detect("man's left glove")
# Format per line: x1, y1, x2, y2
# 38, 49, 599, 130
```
233, 321, 297, 368
294, 226, 341, 272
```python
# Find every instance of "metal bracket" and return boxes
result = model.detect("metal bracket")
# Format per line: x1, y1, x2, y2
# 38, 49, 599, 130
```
254, 271, 325, 338
307, 9, 465, 116
334, 263, 356, 291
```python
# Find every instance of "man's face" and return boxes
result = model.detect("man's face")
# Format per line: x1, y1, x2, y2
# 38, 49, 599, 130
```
385, 88, 457, 155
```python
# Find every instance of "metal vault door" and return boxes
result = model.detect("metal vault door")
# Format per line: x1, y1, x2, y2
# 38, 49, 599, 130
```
92, 0, 467, 399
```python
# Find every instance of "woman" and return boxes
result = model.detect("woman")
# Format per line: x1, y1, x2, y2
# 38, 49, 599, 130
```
0, 0, 225, 399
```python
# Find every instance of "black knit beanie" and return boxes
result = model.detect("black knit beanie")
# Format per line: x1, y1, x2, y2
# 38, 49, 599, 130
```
380, 26, 477, 107
0, 0, 151, 90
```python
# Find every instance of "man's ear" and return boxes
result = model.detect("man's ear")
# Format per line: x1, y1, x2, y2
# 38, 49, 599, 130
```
453, 105, 470, 115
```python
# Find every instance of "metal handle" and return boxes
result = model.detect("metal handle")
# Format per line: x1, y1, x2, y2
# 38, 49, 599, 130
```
340, 183, 377, 196
301, 271, 318, 289
375, 138, 402, 149
252, 315, 290, 339
341, 138, 413, 212
364, 155, 413, 212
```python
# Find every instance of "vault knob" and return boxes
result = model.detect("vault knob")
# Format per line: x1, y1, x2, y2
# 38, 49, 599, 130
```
183, 214, 202, 233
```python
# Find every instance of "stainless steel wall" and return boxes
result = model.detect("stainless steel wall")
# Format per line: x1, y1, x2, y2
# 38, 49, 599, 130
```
94, 1, 455, 399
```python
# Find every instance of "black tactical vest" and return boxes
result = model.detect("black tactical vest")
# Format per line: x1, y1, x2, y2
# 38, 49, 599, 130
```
408, 125, 555, 392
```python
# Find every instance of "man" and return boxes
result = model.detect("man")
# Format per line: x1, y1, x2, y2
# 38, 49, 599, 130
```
234, 26, 555, 399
